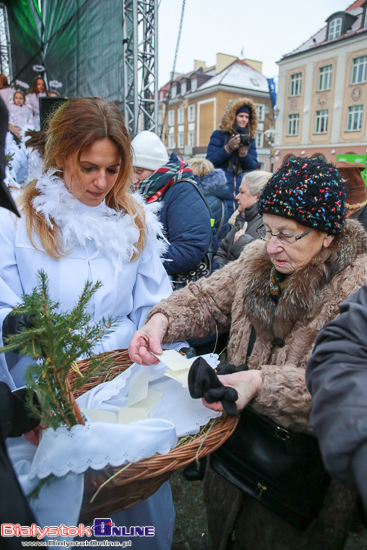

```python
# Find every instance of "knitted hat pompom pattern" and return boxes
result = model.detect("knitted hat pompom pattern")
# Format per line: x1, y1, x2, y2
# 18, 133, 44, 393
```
258, 157, 346, 235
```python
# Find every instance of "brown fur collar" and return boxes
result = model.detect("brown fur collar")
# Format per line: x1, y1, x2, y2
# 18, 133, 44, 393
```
218, 97, 258, 137
243, 219, 367, 340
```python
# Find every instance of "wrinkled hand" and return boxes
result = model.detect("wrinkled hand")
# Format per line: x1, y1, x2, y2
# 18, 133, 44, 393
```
128, 313, 168, 365
225, 134, 240, 154
234, 229, 245, 243
202, 370, 263, 413
238, 145, 248, 157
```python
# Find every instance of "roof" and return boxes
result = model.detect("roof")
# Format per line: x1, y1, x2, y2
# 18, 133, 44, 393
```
280, 0, 367, 60
197, 60, 269, 93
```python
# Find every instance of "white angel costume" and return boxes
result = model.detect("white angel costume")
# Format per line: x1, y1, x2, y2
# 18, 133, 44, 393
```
0, 170, 177, 549
26, 92, 47, 129
7, 102, 35, 135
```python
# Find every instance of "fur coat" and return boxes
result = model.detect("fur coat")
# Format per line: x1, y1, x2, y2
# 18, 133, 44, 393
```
218, 97, 258, 137
148, 219, 367, 434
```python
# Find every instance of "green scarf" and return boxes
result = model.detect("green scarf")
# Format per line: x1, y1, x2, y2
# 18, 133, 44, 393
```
270, 267, 289, 300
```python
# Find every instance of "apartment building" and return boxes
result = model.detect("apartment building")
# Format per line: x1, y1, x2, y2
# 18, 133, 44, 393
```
158, 53, 274, 170
274, 0, 367, 171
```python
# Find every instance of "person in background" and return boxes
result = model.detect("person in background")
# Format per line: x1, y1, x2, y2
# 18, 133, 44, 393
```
129, 156, 367, 550
206, 97, 258, 216
131, 131, 212, 284
188, 157, 229, 242
215, 170, 271, 268
335, 161, 367, 231
7, 91, 34, 137
26, 77, 48, 129
0, 74, 14, 105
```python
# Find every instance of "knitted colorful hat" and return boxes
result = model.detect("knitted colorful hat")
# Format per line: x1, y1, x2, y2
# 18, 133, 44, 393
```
258, 157, 346, 235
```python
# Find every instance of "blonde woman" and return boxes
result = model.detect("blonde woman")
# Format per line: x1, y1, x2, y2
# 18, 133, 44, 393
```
215, 170, 272, 268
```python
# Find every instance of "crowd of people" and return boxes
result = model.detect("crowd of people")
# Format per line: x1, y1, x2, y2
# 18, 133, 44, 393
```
1, 83, 367, 550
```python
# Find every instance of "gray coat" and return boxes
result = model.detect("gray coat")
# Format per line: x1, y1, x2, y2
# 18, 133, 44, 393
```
214, 202, 262, 268
307, 284, 367, 512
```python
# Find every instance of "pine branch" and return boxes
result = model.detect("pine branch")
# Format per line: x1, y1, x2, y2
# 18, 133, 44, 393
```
0, 270, 116, 430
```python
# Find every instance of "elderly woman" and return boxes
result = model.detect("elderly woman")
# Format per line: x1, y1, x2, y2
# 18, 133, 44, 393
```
129, 156, 367, 550
215, 170, 271, 268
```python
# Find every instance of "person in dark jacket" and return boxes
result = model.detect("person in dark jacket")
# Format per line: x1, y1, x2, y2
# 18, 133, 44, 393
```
215, 170, 272, 268
306, 284, 367, 514
206, 97, 258, 216
188, 157, 229, 242
131, 131, 212, 282
335, 160, 367, 231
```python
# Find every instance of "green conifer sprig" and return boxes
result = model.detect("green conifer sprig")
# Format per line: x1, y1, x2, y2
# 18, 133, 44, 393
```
0, 270, 116, 430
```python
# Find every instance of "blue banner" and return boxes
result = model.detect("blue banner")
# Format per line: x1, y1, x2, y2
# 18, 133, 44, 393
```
267, 78, 277, 110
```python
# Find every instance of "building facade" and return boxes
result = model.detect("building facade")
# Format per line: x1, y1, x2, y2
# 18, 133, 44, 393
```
274, 0, 367, 170
158, 54, 274, 170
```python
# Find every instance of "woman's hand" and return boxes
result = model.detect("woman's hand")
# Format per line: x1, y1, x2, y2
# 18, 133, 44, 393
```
202, 370, 263, 413
234, 229, 245, 243
128, 313, 169, 365
225, 134, 240, 154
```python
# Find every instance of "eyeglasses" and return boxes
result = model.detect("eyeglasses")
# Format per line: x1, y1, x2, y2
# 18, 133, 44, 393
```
256, 226, 314, 245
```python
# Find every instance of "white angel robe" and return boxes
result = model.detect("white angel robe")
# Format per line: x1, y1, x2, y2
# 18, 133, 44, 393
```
0, 171, 176, 549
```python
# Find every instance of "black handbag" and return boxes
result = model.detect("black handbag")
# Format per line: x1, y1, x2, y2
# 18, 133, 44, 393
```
171, 180, 213, 291
210, 405, 330, 531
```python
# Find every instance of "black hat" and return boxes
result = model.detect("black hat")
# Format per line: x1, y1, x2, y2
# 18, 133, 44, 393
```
258, 157, 346, 235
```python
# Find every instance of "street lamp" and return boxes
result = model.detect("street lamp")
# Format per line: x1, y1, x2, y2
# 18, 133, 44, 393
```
265, 105, 280, 172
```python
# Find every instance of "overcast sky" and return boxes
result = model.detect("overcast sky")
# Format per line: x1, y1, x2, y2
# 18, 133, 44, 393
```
158, 0, 355, 87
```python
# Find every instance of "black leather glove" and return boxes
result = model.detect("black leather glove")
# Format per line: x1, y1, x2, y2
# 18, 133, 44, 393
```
2, 313, 35, 342
188, 356, 238, 416
0, 382, 40, 439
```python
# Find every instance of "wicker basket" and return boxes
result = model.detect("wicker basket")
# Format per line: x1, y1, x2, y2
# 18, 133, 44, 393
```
71, 349, 239, 522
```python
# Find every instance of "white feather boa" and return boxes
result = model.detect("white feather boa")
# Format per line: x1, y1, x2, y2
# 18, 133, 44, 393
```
32, 170, 168, 273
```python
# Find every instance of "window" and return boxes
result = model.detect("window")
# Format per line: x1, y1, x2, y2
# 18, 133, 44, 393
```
318, 65, 332, 91
188, 132, 195, 147
158, 110, 163, 125
347, 105, 363, 131
328, 17, 342, 39
181, 81, 187, 95
188, 105, 195, 122
364, 9, 367, 28
315, 110, 329, 134
290, 73, 302, 96
178, 133, 184, 148
168, 110, 175, 126
256, 104, 265, 122
178, 108, 185, 124
255, 132, 263, 148
191, 79, 197, 92
168, 135, 175, 149
287, 114, 299, 136
352, 56, 367, 84
171, 85, 177, 99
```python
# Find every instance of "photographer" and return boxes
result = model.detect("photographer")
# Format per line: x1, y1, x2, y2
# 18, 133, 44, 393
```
206, 98, 258, 216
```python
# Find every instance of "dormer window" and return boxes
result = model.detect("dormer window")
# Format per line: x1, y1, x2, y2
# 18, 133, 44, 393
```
171, 84, 177, 99
191, 79, 197, 92
328, 17, 342, 39
181, 81, 187, 95
364, 7, 367, 27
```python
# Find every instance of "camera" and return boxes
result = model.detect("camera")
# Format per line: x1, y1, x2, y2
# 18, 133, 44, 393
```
239, 134, 253, 146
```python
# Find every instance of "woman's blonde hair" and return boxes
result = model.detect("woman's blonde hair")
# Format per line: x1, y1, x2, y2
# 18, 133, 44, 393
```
187, 157, 214, 178
242, 170, 272, 197
21, 97, 146, 261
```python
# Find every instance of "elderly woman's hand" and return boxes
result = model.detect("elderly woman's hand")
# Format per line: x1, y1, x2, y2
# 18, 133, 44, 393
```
202, 370, 263, 413
128, 313, 169, 365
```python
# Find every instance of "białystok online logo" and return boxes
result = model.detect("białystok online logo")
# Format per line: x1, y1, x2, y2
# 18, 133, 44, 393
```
1, 521, 155, 539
